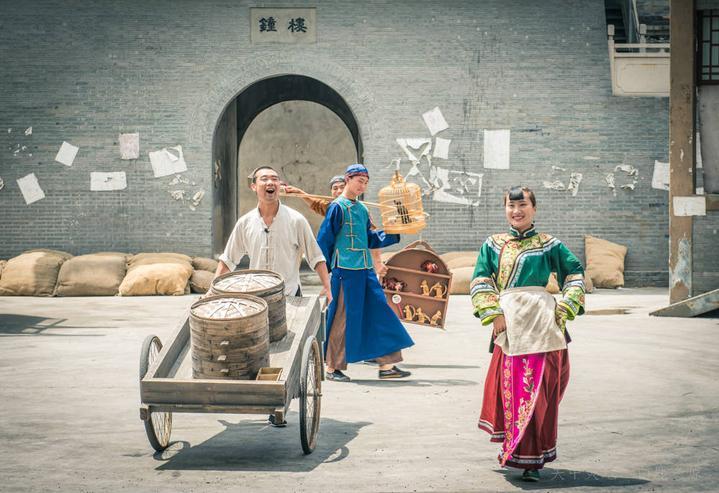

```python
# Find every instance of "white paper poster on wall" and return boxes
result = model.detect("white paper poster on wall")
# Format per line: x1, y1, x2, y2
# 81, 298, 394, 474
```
433, 137, 451, 159
119, 133, 140, 160
149, 145, 188, 178
673, 196, 706, 216
422, 107, 449, 136
90, 172, 127, 191
483, 129, 510, 169
55, 141, 79, 166
17, 173, 45, 204
651, 160, 670, 191
396, 138, 431, 163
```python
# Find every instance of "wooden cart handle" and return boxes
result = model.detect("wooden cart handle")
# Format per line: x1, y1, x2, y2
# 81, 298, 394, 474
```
404, 240, 435, 253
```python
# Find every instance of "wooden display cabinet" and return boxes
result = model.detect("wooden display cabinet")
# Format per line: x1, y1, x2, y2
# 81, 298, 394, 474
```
382, 240, 452, 329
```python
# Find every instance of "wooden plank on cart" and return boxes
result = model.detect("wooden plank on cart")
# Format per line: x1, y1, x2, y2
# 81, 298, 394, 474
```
141, 295, 321, 409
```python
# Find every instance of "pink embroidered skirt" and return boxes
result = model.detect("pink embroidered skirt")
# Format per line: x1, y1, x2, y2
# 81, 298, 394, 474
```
478, 345, 570, 469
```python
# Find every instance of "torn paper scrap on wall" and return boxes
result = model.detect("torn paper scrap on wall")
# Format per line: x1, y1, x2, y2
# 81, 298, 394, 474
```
696, 132, 703, 169
169, 189, 186, 201
422, 107, 449, 136
567, 173, 583, 196
24, 127, 32, 136
119, 133, 140, 160
90, 171, 127, 191
551, 165, 566, 172
673, 196, 706, 216
483, 129, 510, 169
433, 137, 451, 159
543, 180, 565, 191
614, 164, 638, 176
149, 145, 187, 178
189, 190, 205, 211
55, 141, 79, 166
605, 173, 616, 195
0, 176, 4, 191
396, 138, 431, 163
17, 173, 45, 204
431, 166, 482, 206
621, 182, 636, 190
169, 174, 191, 186
651, 161, 670, 191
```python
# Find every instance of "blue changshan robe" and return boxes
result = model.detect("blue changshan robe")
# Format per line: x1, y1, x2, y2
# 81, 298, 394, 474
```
317, 196, 414, 362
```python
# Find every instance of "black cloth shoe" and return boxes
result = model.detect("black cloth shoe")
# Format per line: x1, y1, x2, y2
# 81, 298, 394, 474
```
326, 369, 351, 382
378, 366, 411, 379
268, 414, 287, 427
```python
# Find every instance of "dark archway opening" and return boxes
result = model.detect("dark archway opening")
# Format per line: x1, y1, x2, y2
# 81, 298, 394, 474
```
211, 75, 362, 256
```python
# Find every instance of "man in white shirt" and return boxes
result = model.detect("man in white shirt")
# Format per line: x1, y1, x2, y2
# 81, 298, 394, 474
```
215, 166, 332, 304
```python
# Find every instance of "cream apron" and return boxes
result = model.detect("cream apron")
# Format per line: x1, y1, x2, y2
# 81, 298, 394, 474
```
493, 286, 567, 356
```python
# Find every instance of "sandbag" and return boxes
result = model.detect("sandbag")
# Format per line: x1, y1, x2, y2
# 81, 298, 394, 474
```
0, 249, 72, 296
449, 266, 473, 294
546, 273, 561, 294
446, 254, 477, 270
192, 257, 219, 273
585, 236, 627, 288
0, 260, 6, 280
55, 253, 127, 296
190, 270, 214, 294
441, 251, 475, 264
585, 274, 594, 293
118, 262, 193, 296
127, 252, 192, 270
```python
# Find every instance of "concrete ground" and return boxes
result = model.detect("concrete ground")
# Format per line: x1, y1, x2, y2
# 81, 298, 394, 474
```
0, 288, 717, 493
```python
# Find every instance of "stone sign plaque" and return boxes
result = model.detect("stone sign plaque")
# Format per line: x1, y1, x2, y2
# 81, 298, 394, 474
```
250, 8, 316, 44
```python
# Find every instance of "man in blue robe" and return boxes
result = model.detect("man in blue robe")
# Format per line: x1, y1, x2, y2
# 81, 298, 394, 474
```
317, 164, 414, 381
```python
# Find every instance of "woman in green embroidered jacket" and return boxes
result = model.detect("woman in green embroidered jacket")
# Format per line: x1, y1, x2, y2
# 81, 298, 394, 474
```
472, 185, 585, 482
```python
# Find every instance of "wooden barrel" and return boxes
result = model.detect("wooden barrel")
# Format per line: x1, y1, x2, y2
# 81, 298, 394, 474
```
210, 270, 287, 342
189, 294, 269, 380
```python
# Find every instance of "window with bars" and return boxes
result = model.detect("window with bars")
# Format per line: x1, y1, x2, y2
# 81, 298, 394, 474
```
699, 10, 719, 84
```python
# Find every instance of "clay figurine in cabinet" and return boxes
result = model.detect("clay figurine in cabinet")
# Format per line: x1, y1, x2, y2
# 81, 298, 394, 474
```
430, 310, 443, 326
415, 307, 431, 324
403, 304, 416, 322
421, 260, 439, 273
430, 282, 447, 299
419, 279, 431, 296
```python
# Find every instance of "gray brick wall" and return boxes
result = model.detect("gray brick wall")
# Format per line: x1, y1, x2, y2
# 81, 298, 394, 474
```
0, 0, 676, 286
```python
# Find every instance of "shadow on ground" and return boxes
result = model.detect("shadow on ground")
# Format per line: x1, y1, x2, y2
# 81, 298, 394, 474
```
153, 413, 370, 472
496, 467, 650, 489
0, 314, 110, 335
346, 378, 478, 387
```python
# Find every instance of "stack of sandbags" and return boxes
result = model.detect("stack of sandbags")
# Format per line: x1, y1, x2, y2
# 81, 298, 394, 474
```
439, 251, 476, 295
119, 252, 193, 296
585, 236, 627, 288
190, 257, 218, 294
55, 252, 128, 296
0, 260, 6, 281
0, 249, 72, 296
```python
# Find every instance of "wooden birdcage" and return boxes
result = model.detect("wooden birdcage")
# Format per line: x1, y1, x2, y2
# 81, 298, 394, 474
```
378, 170, 426, 234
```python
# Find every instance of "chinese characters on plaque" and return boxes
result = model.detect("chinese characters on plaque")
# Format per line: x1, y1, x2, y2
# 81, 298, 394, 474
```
250, 8, 316, 44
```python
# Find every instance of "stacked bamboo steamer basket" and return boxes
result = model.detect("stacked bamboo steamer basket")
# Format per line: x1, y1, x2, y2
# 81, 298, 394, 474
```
189, 294, 269, 379
210, 270, 288, 342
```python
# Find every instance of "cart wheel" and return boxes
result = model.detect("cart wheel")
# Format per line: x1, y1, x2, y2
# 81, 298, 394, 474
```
140, 335, 172, 452
299, 336, 322, 454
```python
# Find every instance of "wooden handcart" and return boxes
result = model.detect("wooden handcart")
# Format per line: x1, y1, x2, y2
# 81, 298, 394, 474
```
139, 295, 324, 454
